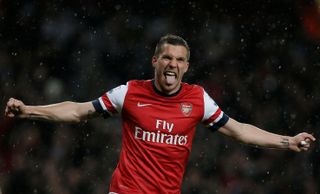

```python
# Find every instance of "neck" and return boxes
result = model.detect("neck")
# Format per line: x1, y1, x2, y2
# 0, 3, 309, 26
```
152, 79, 182, 97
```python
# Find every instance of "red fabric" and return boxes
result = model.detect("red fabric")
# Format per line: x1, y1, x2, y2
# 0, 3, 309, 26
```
109, 80, 204, 194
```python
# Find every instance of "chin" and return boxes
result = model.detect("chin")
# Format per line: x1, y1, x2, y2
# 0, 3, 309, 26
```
164, 83, 180, 93
157, 77, 181, 94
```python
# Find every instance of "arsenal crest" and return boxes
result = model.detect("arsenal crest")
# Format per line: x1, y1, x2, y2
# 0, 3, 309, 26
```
180, 102, 193, 116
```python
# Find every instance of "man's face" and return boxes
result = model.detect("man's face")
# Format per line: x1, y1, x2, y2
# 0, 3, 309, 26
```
152, 43, 189, 95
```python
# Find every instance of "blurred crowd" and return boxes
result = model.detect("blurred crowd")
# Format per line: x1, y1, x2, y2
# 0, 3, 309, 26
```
1, 0, 320, 194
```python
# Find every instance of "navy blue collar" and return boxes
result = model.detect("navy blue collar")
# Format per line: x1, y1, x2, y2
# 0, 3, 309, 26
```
152, 79, 182, 97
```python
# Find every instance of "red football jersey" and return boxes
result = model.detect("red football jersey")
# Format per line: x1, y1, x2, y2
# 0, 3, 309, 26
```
92, 80, 229, 194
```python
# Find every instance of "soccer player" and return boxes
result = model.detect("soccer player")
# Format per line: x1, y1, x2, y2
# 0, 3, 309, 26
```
4, 34, 316, 194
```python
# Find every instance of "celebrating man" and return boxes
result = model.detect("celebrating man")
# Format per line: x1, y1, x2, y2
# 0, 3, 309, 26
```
5, 34, 316, 194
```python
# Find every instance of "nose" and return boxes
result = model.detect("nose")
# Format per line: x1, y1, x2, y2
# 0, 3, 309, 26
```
168, 58, 178, 68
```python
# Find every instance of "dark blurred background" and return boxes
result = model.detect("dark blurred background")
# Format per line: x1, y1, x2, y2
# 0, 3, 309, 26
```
1, 0, 320, 193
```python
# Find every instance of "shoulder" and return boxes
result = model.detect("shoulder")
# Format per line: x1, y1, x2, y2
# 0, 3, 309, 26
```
181, 82, 204, 94
127, 79, 152, 87
126, 79, 153, 93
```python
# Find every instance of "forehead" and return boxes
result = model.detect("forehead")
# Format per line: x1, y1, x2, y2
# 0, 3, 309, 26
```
159, 44, 188, 58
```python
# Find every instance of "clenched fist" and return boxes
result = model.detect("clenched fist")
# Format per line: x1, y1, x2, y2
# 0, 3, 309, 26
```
5, 98, 27, 118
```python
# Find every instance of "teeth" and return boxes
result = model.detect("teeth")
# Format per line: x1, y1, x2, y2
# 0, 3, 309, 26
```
165, 72, 176, 76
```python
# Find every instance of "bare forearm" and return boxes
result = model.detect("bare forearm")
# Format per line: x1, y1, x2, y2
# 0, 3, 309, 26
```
236, 123, 291, 149
24, 101, 95, 123
218, 118, 315, 152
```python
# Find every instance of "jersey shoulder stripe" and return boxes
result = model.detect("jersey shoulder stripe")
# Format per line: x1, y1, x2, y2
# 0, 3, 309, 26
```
202, 88, 228, 130
100, 94, 117, 115
93, 83, 129, 116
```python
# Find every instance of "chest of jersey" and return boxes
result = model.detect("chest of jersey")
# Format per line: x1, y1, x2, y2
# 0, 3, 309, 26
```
121, 85, 204, 147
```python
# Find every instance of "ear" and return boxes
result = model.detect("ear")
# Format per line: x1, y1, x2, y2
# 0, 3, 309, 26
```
184, 62, 189, 73
152, 56, 157, 68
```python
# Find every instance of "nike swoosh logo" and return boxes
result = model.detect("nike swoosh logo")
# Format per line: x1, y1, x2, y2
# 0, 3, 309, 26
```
137, 102, 152, 107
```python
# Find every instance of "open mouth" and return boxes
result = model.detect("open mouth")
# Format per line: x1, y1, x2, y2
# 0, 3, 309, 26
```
164, 71, 177, 85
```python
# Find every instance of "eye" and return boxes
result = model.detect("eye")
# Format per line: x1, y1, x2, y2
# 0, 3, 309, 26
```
162, 55, 171, 60
177, 57, 186, 62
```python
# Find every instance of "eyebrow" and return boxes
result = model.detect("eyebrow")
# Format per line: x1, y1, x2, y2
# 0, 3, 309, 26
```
161, 54, 186, 61
177, 57, 186, 61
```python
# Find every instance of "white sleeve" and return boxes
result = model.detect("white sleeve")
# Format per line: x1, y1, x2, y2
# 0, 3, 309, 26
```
202, 89, 229, 130
95, 82, 128, 115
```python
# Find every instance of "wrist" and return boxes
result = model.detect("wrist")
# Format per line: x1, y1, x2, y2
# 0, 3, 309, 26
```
22, 105, 34, 119
280, 136, 292, 149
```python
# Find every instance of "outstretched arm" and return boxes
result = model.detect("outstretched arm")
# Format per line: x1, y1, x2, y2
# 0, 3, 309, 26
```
218, 118, 316, 152
4, 98, 98, 123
